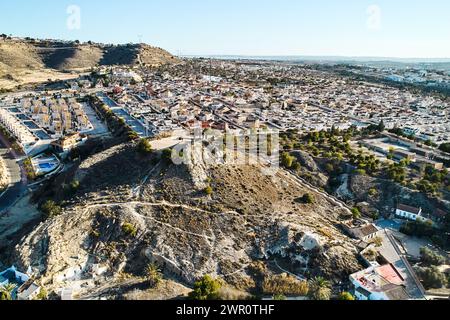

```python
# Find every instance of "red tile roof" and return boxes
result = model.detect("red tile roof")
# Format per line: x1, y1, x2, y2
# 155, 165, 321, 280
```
376, 264, 404, 286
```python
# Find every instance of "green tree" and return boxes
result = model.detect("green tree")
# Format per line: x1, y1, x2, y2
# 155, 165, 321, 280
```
35, 287, 48, 300
351, 207, 362, 219
417, 266, 448, 289
0, 283, 16, 300
188, 275, 222, 300
309, 277, 331, 300
338, 292, 355, 300
281, 152, 295, 169
420, 247, 447, 266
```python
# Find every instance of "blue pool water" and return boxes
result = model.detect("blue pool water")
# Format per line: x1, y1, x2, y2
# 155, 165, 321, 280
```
39, 163, 54, 169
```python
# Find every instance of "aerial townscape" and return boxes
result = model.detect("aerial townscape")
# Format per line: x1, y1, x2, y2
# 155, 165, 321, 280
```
0, 2, 450, 307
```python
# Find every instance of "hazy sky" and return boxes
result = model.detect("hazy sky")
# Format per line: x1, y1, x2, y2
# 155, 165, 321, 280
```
1, 0, 449, 58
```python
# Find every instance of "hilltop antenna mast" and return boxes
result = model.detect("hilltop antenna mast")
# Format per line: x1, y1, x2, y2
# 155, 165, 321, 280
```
138, 34, 143, 44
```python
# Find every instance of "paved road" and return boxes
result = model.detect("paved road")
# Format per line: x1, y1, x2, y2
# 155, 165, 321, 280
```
0, 135, 27, 213
379, 230, 426, 299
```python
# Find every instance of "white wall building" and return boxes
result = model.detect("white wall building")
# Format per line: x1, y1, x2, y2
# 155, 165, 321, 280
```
395, 204, 426, 222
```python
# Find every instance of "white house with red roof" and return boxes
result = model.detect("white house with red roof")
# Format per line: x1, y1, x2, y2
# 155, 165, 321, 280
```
349, 263, 410, 300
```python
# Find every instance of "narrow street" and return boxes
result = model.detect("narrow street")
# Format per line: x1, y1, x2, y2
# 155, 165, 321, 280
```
0, 132, 28, 213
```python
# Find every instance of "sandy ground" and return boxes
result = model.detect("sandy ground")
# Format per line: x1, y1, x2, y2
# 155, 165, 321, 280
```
0, 68, 84, 90
150, 136, 183, 151
0, 194, 40, 243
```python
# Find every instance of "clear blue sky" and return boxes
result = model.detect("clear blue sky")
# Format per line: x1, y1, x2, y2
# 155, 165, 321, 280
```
1, 0, 449, 58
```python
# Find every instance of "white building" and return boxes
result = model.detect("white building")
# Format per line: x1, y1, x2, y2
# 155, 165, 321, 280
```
395, 204, 426, 222
350, 264, 410, 300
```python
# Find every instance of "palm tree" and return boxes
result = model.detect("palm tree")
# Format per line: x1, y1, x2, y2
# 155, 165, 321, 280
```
309, 276, 331, 301
146, 263, 162, 288
0, 283, 17, 300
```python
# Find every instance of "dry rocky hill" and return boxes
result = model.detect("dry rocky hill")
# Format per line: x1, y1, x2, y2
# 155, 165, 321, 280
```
12, 142, 363, 299
0, 38, 178, 89
0, 156, 8, 190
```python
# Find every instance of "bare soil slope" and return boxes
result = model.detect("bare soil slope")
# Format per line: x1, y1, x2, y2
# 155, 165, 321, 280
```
0, 39, 178, 89
14, 143, 362, 298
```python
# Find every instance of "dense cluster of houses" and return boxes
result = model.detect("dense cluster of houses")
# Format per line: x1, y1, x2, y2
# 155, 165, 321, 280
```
0, 93, 92, 156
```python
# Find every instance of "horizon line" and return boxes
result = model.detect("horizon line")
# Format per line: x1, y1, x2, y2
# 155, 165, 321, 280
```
180, 54, 450, 62
4, 33, 450, 62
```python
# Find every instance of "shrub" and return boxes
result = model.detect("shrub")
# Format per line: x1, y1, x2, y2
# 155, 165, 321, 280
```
370, 237, 383, 247
146, 263, 162, 288
368, 188, 378, 197
188, 275, 222, 300
292, 162, 301, 172
35, 288, 48, 300
205, 185, 213, 195
338, 292, 355, 300
400, 220, 435, 238
0, 290, 11, 301
420, 247, 447, 266
122, 223, 137, 237
65, 180, 80, 196
300, 193, 315, 204
162, 148, 173, 163
351, 207, 362, 219
309, 277, 331, 301
0, 284, 15, 301
262, 274, 309, 296
281, 152, 296, 169
416, 266, 448, 289
23, 157, 36, 180
40, 200, 63, 219
137, 139, 153, 155
325, 163, 335, 174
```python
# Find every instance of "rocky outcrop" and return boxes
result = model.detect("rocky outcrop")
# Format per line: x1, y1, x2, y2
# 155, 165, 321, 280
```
14, 142, 363, 298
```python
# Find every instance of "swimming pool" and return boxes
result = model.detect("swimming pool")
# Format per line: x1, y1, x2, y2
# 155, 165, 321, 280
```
39, 163, 55, 170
